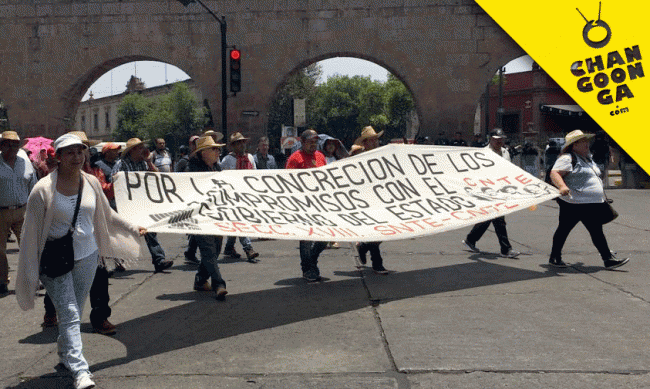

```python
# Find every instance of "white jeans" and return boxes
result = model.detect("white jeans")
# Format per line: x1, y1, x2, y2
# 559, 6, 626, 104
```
40, 250, 98, 378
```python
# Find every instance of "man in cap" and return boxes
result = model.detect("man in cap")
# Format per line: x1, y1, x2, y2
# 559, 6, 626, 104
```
0, 131, 37, 293
286, 129, 328, 281
219, 132, 260, 262
112, 138, 173, 273
462, 128, 521, 258
96, 143, 121, 185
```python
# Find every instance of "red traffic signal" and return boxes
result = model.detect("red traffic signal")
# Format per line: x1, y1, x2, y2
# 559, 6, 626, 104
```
229, 48, 241, 93
230, 49, 241, 61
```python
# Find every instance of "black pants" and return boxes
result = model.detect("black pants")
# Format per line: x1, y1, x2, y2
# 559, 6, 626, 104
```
358, 242, 384, 269
550, 200, 612, 261
44, 265, 111, 327
466, 216, 512, 255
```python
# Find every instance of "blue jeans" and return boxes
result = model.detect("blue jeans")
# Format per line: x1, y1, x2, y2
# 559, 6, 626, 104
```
193, 235, 226, 288
40, 251, 98, 378
144, 232, 166, 265
225, 236, 252, 252
299, 241, 328, 274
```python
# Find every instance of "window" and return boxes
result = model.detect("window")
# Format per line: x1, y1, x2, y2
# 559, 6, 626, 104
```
94, 113, 99, 130
105, 108, 111, 130
81, 116, 86, 131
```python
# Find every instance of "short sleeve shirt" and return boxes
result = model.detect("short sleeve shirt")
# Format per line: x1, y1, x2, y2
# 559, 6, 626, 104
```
552, 153, 605, 204
286, 150, 326, 169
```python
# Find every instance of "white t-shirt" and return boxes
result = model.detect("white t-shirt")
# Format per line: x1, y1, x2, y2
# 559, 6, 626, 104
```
552, 153, 605, 204
48, 188, 98, 260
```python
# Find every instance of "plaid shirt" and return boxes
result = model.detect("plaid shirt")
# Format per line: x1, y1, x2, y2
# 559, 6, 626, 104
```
111, 155, 149, 175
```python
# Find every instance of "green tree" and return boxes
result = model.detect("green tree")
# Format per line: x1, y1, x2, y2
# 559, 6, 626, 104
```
114, 82, 208, 152
384, 74, 415, 140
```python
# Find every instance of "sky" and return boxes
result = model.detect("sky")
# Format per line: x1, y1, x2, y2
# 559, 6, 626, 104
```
81, 56, 533, 102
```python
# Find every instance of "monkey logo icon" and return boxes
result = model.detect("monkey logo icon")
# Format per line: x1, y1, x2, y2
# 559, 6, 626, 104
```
577, 2, 612, 49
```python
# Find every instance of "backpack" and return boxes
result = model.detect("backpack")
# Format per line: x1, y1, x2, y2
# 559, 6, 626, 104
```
545, 152, 578, 185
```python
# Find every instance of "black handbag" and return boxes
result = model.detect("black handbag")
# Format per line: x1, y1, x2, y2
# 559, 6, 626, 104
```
40, 178, 83, 278
601, 198, 619, 225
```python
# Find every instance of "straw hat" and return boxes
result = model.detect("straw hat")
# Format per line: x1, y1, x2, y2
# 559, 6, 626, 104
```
561, 130, 595, 153
354, 126, 383, 145
349, 144, 365, 156
191, 136, 225, 157
68, 131, 101, 146
0, 130, 27, 145
229, 132, 249, 144
202, 130, 224, 142
121, 138, 147, 156
101, 142, 121, 154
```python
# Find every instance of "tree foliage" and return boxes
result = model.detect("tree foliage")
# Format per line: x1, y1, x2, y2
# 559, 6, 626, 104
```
268, 68, 415, 149
114, 82, 208, 152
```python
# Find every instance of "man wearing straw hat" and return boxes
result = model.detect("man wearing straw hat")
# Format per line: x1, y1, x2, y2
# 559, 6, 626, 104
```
219, 132, 260, 262
112, 138, 173, 273
0, 131, 37, 294
462, 128, 521, 258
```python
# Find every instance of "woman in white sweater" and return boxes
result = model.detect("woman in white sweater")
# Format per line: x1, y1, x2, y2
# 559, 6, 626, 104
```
16, 134, 147, 389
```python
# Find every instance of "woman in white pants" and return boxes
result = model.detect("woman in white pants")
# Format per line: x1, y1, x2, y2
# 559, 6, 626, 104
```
16, 134, 147, 389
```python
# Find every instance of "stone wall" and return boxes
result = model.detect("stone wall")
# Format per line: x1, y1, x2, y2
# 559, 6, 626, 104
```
0, 0, 524, 141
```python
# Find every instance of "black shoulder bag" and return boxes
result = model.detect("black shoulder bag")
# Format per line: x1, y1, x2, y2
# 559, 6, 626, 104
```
40, 177, 83, 278
582, 155, 619, 225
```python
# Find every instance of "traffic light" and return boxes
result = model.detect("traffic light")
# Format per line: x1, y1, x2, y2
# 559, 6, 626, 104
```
229, 48, 241, 93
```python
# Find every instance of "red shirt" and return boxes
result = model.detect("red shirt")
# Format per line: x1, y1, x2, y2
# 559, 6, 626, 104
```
285, 150, 326, 169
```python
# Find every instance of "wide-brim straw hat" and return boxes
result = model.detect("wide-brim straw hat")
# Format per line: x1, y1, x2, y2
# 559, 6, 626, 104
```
191, 136, 226, 157
0, 130, 28, 146
354, 126, 384, 145
202, 130, 224, 142
68, 131, 100, 146
561, 130, 595, 153
121, 138, 147, 156
349, 144, 365, 156
229, 132, 249, 144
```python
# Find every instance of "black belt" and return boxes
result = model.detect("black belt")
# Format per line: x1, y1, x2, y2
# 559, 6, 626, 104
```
0, 204, 25, 210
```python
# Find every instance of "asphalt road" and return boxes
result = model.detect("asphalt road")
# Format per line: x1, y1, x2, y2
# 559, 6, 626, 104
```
2, 190, 649, 388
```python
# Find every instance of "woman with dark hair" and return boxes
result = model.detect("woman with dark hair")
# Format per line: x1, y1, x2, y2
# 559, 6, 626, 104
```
186, 136, 229, 300
548, 130, 629, 269
16, 134, 147, 389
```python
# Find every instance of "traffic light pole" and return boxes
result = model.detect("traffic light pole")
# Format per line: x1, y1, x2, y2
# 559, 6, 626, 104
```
177, 0, 228, 140
221, 19, 227, 139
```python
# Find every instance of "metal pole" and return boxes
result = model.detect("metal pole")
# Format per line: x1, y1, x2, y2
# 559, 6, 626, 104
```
497, 67, 504, 128
221, 18, 227, 139
184, 0, 227, 139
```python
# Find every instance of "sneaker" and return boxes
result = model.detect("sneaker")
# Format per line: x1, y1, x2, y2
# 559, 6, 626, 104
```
114, 260, 126, 272
501, 249, 521, 258
153, 260, 174, 273
93, 320, 116, 336
215, 286, 228, 301
245, 249, 260, 263
223, 248, 241, 259
74, 371, 95, 389
462, 239, 480, 253
372, 265, 390, 275
549, 257, 569, 268
302, 270, 321, 282
42, 312, 57, 328
604, 257, 630, 270
194, 280, 211, 291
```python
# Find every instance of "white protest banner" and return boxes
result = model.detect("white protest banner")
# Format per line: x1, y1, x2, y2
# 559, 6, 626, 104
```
114, 144, 560, 242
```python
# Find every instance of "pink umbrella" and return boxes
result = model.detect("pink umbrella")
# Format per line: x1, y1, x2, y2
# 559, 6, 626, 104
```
23, 136, 53, 162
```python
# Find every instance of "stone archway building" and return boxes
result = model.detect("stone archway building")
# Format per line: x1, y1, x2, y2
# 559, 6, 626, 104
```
0, 0, 524, 141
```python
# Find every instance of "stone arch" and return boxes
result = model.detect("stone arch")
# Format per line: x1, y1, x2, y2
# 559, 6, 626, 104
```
264, 52, 420, 143
61, 56, 209, 130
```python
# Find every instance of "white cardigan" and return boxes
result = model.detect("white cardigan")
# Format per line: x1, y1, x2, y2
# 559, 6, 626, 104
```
15, 170, 147, 311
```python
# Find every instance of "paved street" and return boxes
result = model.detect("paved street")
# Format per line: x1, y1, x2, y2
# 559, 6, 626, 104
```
2, 190, 649, 389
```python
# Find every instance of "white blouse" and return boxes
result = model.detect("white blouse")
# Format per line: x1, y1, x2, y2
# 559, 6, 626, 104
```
47, 187, 98, 261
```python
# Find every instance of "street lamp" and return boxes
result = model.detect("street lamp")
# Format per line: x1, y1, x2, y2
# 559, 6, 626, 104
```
176, 0, 228, 140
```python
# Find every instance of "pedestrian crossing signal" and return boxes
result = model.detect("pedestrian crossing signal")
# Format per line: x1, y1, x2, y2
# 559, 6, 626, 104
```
229, 49, 241, 93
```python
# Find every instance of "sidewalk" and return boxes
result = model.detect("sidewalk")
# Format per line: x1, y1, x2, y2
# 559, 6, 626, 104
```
2, 190, 649, 388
